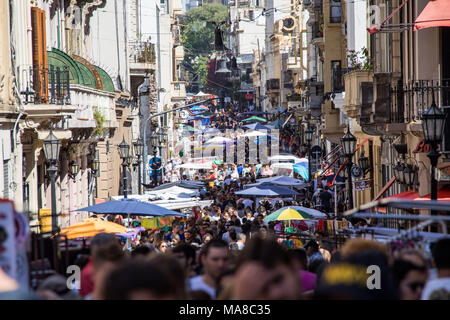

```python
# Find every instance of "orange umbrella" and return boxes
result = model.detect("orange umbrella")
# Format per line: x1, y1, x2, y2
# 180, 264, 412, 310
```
59, 218, 126, 239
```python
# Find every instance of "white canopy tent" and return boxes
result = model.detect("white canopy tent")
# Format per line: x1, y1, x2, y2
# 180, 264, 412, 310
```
269, 154, 302, 163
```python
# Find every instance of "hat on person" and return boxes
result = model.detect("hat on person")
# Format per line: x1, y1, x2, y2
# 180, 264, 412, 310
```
314, 250, 398, 300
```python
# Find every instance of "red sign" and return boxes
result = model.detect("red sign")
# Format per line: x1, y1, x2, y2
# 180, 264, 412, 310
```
245, 93, 253, 100
413, 140, 431, 154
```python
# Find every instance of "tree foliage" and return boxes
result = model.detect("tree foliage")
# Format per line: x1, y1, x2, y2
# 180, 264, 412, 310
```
181, 3, 228, 90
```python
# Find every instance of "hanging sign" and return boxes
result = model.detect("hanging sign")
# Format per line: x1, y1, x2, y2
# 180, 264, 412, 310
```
351, 165, 363, 179
354, 180, 372, 191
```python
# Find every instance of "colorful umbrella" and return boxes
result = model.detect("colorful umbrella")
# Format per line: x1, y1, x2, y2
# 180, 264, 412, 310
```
264, 207, 315, 222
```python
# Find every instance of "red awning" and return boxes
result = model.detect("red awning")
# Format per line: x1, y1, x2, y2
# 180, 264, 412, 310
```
414, 0, 450, 31
376, 188, 450, 212
416, 189, 450, 201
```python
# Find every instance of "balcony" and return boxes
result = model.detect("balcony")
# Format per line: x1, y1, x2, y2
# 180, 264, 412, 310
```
390, 79, 450, 123
129, 41, 156, 78
343, 70, 373, 118
19, 66, 71, 106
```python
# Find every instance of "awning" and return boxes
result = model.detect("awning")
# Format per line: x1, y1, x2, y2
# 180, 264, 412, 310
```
377, 188, 450, 212
414, 0, 450, 31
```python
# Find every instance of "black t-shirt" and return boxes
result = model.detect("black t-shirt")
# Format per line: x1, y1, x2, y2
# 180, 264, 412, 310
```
319, 191, 332, 208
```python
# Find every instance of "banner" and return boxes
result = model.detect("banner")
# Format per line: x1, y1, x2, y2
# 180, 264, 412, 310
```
39, 209, 52, 233
354, 180, 372, 191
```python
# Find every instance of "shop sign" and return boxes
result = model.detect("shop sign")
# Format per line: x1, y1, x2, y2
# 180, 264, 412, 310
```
413, 140, 431, 154
354, 180, 372, 191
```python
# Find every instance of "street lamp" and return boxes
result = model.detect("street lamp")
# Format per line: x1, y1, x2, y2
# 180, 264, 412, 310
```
150, 131, 160, 186
68, 161, 79, 180
421, 95, 447, 214
403, 163, 415, 189
358, 150, 370, 176
340, 125, 357, 210
393, 161, 404, 183
133, 138, 144, 195
118, 138, 130, 198
43, 128, 61, 234
305, 125, 314, 182
92, 150, 100, 177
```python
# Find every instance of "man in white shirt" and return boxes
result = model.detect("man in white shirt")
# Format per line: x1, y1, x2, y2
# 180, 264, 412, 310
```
189, 239, 229, 299
422, 238, 450, 300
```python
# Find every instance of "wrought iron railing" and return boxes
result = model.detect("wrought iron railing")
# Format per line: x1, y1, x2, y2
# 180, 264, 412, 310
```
390, 79, 450, 123
129, 40, 156, 64
19, 66, 71, 105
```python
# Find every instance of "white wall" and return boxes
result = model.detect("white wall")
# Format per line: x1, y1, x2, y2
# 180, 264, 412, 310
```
346, 0, 367, 54
90, 0, 129, 92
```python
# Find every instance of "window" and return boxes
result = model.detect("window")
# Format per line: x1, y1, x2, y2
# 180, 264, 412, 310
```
31, 7, 48, 103
331, 61, 343, 92
3, 160, 9, 199
330, 0, 342, 23
249, 10, 254, 21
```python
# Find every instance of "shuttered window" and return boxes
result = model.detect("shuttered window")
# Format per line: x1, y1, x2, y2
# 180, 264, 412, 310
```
3, 160, 9, 199
31, 7, 48, 103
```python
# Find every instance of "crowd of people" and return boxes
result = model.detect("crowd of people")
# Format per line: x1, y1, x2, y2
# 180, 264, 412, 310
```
2, 229, 449, 300
2, 103, 449, 301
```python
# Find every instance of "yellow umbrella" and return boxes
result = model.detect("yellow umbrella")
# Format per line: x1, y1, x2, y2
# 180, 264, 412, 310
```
59, 218, 126, 239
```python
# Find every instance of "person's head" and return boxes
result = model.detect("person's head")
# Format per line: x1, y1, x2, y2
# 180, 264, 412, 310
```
172, 222, 180, 234
184, 230, 193, 242
315, 250, 398, 300
200, 239, 229, 281
232, 235, 301, 299
101, 259, 178, 299
203, 233, 213, 244
157, 241, 169, 253
256, 214, 263, 224
237, 233, 246, 244
304, 240, 319, 256
288, 248, 308, 270
340, 239, 390, 262
91, 239, 127, 299
431, 238, 450, 271
392, 259, 428, 300
147, 253, 187, 298
171, 243, 196, 272
131, 245, 152, 259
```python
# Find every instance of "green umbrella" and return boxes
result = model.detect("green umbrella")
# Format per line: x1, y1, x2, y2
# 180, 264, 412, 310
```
242, 116, 267, 123
264, 207, 314, 222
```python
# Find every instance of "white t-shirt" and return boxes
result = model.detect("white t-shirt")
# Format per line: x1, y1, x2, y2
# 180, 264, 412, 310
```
421, 277, 450, 300
189, 275, 216, 299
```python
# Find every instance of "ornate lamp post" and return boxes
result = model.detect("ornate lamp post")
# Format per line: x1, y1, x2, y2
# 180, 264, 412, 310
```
340, 125, 357, 210
305, 125, 314, 182
421, 95, 447, 215
118, 138, 130, 198
150, 131, 160, 186
133, 138, 144, 194
358, 150, 370, 177
68, 161, 79, 180
91, 150, 100, 201
43, 129, 61, 234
